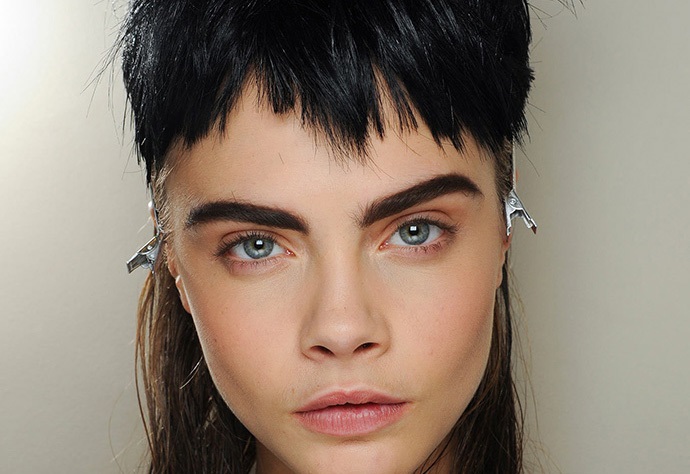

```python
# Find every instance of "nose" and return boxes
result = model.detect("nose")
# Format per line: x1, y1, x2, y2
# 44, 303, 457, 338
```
300, 254, 390, 361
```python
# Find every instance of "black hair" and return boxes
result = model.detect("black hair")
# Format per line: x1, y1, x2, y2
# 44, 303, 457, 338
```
120, 0, 533, 184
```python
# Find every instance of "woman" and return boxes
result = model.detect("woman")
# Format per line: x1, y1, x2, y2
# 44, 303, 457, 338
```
120, 0, 538, 472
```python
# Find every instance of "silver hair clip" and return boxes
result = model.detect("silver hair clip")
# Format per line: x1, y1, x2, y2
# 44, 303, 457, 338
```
504, 146, 537, 236
126, 235, 161, 273
126, 200, 162, 273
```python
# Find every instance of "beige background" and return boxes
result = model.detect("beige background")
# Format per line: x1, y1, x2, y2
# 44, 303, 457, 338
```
1, 1, 688, 472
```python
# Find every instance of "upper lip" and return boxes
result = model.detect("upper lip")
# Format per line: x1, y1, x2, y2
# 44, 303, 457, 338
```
296, 389, 406, 412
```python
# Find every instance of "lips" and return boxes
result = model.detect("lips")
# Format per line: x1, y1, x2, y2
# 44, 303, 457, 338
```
294, 390, 409, 437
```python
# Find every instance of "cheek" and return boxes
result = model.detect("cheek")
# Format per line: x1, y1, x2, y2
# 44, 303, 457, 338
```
424, 280, 494, 395
181, 271, 299, 418
404, 278, 493, 370
380, 249, 498, 400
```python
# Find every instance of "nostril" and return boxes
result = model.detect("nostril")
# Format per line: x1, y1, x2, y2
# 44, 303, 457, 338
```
311, 343, 376, 357
314, 345, 333, 356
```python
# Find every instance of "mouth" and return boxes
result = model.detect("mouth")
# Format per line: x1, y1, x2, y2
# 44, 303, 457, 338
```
294, 390, 409, 437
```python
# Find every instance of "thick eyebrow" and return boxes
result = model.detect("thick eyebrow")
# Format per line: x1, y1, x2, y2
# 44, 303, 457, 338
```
184, 173, 479, 232
185, 201, 309, 233
359, 173, 482, 227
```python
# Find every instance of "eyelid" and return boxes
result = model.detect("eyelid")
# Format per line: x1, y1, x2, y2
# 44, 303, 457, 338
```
215, 230, 289, 260
380, 215, 458, 250
213, 230, 297, 275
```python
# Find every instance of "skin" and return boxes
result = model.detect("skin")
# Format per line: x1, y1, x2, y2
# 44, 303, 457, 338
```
164, 90, 510, 474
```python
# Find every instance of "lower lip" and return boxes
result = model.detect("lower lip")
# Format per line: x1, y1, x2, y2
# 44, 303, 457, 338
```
295, 402, 408, 437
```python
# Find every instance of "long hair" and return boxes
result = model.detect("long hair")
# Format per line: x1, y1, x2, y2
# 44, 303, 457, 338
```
120, 1, 533, 472
136, 253, 522, 473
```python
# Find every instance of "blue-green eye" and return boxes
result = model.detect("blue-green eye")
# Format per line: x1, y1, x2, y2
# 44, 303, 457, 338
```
389, 221, 443, 246
231, 235, 283, 260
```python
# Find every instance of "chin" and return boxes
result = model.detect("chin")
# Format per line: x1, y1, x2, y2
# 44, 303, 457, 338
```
258, 435, 446, 474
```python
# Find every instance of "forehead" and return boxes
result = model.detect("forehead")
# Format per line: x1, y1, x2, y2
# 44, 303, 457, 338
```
163, 89, 498, 214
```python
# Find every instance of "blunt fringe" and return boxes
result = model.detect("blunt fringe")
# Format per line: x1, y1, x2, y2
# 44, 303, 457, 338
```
119, 0, 533, 183
119, 1, 535, 472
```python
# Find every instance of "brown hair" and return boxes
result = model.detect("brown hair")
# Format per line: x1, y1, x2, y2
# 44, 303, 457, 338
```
134, 143, 523, 473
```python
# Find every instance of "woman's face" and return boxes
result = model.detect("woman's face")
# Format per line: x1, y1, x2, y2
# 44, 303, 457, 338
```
164, 91, 509, 474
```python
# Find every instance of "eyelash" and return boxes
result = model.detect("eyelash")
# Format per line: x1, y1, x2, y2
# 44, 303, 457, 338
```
215, 231, 287, 271
214, 217, 458, 272
383, 217, 458, 254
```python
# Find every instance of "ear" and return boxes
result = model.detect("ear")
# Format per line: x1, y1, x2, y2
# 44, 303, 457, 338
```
166, 246, 192, 314
496, 232, 512, 289
502, 231, 512, 257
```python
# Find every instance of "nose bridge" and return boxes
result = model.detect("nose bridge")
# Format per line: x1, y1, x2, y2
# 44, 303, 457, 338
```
301, 247, 389, 360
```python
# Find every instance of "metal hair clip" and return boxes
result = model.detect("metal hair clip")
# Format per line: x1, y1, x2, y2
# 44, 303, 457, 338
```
126, 235, 161, 273
126, 201, 162, 273
504, 147, 537, 236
